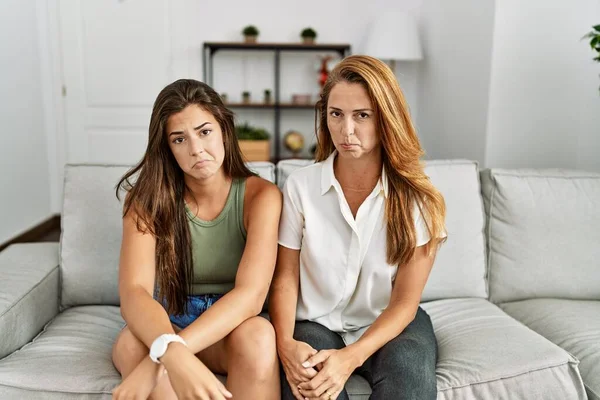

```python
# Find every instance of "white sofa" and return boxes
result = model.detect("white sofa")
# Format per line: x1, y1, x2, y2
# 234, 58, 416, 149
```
0, 159, 598, 399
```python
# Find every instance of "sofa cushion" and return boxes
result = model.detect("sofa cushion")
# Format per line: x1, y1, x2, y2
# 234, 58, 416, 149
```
247, 161, 276, 183
501, 299, 600, 400
276, 159, 314, 189
0, 243, 59, 360
480, 169, 600, 303
61, 165, 129, 309
0, 306, 123, 399
420, 160, 487, 300
277, 159, 488, 301
423, 298, 587, 399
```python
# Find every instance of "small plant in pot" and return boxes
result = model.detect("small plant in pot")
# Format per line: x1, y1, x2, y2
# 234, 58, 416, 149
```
235, 123, 270, 161
264, 89, 272, 104
301, 27, 317, 44
242, 91, 251, 104
242, 25, 259, 43
583, 24, 600, 92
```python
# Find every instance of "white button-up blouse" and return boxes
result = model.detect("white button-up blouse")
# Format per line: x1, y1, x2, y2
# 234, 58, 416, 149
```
278, 152, 432, 344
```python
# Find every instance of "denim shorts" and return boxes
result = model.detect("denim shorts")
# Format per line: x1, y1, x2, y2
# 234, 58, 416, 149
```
167, 294, 224, 329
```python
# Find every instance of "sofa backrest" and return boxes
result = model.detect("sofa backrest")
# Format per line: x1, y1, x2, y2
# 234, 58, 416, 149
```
60, 159, 487, 307
276, 159, 314, 189
277, 159, 489, 301
481, 168, 600, 303
60, 162, 276, 309
60, 165, 126, 309
420, 160, 488, 301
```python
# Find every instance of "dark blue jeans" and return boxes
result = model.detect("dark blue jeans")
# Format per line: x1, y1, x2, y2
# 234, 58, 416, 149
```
281, 307, 437, 400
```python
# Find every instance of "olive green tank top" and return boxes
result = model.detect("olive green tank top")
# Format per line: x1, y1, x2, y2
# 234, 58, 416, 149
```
186, 178, 246, 295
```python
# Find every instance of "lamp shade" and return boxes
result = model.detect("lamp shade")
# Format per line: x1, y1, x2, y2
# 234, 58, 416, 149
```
361, 11, 422, 61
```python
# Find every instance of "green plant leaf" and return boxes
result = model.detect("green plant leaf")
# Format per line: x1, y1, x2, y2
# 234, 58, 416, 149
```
253, 128, 270, 140
591, 37, 600, 49
242, 25, 259, 36
593, 24, 600, 32
235, 123, 270, 140
582, 32, 595, 40
301, 27, 317, 38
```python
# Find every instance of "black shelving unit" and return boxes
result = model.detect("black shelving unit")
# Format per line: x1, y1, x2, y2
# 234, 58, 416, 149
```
202, 42, 351, 161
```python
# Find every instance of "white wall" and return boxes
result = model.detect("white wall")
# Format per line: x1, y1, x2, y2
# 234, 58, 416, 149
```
416, 0, 496, 163
0, 0, 53, 244
485, 0, 600, 170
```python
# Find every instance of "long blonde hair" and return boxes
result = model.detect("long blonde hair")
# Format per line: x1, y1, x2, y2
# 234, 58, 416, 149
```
315, 55, 447, 265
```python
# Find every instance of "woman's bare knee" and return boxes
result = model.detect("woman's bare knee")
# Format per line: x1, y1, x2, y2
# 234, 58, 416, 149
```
227, 317, 278, 373
112, 326, 148, 375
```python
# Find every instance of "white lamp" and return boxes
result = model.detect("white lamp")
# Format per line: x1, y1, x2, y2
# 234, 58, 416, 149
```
361, 11, 423, 72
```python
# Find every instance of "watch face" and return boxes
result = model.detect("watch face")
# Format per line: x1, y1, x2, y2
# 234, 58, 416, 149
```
151, 336, 167, 359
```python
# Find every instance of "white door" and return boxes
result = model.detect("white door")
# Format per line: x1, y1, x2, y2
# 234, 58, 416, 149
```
59, 0, 193, 164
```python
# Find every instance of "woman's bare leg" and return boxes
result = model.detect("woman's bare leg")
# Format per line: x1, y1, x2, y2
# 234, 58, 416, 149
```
112, 326, 177, 400
219, 317, 280, 400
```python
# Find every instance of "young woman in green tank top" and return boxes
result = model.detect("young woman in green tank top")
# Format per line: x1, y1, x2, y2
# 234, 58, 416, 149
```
111, 79, 282, 400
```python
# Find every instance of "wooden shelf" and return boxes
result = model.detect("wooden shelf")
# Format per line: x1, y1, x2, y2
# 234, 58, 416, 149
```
225, 102, 315, 109
270, 157, 314, 164
279, 103, 316, 109
204, 42, 350, 56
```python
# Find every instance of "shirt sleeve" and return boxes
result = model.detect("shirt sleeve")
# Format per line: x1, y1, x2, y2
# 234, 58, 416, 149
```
413, 201, 431, 247
278, 175, 304, 250
413, 200, 448, 247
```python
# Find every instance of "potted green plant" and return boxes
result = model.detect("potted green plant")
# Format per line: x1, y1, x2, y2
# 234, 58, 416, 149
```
235, 123, 270, 161
242, 25, 259, 43
264, 89, 272, 104
242, 91, 251, 104
583, 24, 600, 92
301, 27, 317, 44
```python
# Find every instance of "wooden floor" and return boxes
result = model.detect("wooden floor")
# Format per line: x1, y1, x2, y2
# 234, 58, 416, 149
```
38, 227, 61, 242
0, 215, 61, 252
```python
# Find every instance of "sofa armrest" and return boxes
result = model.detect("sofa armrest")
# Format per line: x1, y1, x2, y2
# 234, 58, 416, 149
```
0, 243, 60, 359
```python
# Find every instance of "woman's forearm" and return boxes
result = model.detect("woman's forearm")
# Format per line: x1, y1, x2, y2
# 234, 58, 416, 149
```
347, 302, 418, 366
177, 287, 264, 354
120, 286, 176, 348
268, 269, 300, 346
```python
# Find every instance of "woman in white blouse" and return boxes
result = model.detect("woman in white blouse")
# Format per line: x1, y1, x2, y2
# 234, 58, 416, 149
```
269, 55, 447, 400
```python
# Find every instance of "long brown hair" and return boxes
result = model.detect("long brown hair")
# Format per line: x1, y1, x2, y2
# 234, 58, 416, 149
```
315, 55, 447, 265
117, 79, 253, 315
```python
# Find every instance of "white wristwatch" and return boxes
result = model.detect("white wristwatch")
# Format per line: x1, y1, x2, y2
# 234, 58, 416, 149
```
149, 334, 187, 363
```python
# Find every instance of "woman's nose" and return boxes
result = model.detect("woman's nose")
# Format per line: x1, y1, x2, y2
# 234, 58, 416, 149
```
188, 137, 204, 156
341, 118, 355, 137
